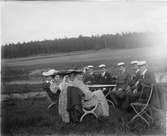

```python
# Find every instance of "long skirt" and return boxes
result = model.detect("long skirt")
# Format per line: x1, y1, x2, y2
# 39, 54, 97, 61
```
83, 90, 109, 117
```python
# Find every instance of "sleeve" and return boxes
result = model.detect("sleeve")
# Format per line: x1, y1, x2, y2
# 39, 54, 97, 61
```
129, 73, 140, 90
50, 83, 60, 94
42, 82, 50, 91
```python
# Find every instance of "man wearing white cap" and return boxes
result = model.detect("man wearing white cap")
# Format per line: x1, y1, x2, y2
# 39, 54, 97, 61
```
111, 62, 131, 109
124, 61, 145, 111
87, 65, 94, 69
83, 65, 97, 84
128, 60, 140, 92
97, 64, 112, 84
137, 61, 165, 110
138, 61, 147, 77
130, 60, 139, 72
137, 60, 157, 89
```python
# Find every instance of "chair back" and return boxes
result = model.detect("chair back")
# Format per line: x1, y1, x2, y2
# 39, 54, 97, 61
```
139, 84, 154, 105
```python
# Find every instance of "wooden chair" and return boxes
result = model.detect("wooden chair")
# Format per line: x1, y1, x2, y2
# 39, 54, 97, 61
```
129, 84, 154, 127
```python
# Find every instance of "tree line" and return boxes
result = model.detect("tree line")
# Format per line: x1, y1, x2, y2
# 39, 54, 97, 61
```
2, 32, 154, 58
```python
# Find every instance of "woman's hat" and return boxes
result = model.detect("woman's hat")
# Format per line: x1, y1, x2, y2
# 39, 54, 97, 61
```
42, 69, 58, 77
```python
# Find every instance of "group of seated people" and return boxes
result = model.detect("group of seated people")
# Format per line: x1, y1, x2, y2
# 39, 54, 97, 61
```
42, 60, 165, 125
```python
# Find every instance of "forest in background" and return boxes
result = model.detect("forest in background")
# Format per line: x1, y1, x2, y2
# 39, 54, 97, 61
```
2, 32, 154, 58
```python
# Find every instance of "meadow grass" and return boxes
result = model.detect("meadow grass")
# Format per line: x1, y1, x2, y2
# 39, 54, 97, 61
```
1, 97, 166, 136
1, 83, 43, 94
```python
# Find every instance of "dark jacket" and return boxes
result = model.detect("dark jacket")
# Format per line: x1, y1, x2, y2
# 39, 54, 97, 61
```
83, 72, 98, 85
67, 86, 84, 112
129, 70, 141, 90
116, 71, 131, 90
137, 70, 165, 110
96, 72, 113, 84
42, 82, 60, 101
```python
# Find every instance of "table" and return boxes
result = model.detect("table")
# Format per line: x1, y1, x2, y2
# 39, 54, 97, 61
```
87, 84, 116, 88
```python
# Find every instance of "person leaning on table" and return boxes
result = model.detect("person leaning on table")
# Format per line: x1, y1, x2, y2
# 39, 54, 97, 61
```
83, 65, 98, 85
96, 64, 113, 84
111, 62, 131, 110
96, 64, 113, 95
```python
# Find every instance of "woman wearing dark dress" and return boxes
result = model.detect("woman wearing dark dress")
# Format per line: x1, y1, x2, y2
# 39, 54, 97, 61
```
42, 69, 62, 109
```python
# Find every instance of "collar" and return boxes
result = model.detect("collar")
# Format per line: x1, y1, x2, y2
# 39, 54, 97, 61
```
136, 69, 140, 73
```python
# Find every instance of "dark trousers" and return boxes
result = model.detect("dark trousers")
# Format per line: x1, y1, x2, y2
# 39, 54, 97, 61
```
110, 93, 129, 111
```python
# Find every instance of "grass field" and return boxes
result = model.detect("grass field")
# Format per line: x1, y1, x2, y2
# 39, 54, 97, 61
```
2, 47, 167, 83
2, 97, 166, 136
1, 47, 167, 136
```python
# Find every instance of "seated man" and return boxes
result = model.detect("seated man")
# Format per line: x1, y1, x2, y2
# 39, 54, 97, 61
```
111, 62, 131, 110
96, 64, 116, 98
83, 65, 98, 85
137, 61, 165, 109
96, 64, 112, 84
125, 61, 141, 104
123, 61, 144, 112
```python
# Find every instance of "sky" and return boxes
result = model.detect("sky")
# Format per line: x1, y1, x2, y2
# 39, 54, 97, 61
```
1, 1, 167, 45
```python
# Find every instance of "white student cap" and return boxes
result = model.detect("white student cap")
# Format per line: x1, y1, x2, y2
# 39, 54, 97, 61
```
117, 62, 125, 66
137, 61, 147, 66
87, 65, 94, 68
130, 60, 139, 65
99, 64, 106, 68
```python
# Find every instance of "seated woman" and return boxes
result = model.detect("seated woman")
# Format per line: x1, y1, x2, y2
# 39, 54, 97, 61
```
42, 69, 61, 109
71, 70, 109, 117
58, 70, 84, 124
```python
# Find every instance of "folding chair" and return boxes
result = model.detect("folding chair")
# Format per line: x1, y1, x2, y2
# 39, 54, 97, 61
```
80, 103, 98, 122
104, 87, 115, 109
129, 84, 154, 127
